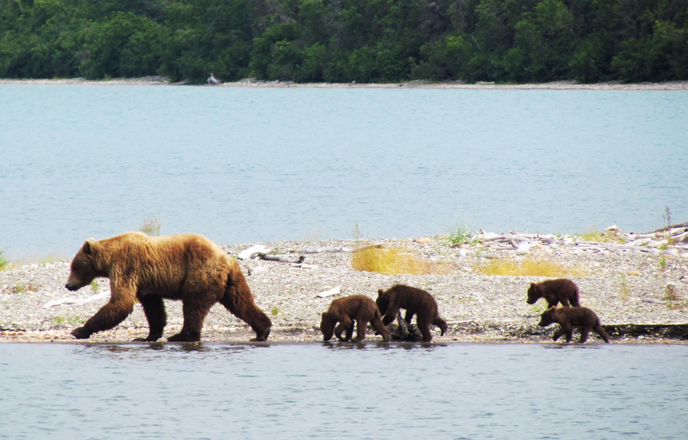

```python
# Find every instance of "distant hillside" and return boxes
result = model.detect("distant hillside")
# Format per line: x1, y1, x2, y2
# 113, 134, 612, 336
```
1, 0, 686, 84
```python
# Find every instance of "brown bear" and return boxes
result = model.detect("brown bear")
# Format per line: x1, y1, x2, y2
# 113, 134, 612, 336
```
320, 295, 390, 342
376, 284, 447, 342
65, 232, 272, 342
527, 278, 581, 308
538, 306, 610, 343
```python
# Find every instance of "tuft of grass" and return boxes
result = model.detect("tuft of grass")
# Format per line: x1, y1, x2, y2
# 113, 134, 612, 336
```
91, 280, 99, 293
352, 246, 450, 275
8, 283, 39, 294
0, 250, 8, 271
473, 257, 587, 277
271, 306, 279, 316
52, 316, 84, 326
619, 273, 630, 302
140, 216, 162, 236
663, 283, 682, 309
659, 256, 667, 271
445, 224, 478, 247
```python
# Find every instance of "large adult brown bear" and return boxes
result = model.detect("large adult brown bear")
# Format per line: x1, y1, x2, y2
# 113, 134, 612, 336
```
376, 284, 447, 342
65, 232, 272, 342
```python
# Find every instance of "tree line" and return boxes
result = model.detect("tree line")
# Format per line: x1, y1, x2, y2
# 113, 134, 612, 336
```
1, 0, 686, 84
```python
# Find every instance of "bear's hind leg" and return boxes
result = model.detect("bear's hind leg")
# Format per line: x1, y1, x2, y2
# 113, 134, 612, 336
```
594, 324, 610, 343
578, 327, 590, 343
416, 316, 433, 342
434, 316, 448, 336
168, 299, 213, 342
135, 295, 167, 342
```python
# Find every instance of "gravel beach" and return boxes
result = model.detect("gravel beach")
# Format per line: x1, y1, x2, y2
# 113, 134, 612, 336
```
2, 227, 687, 345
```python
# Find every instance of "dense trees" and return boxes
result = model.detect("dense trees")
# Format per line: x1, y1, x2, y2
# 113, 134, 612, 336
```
1, 0, 686, 83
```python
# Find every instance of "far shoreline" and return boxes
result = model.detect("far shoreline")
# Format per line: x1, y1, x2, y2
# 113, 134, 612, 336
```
2, 77, 688, 91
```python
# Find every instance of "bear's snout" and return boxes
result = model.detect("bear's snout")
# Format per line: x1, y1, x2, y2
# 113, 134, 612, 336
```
65, 283, 77, 291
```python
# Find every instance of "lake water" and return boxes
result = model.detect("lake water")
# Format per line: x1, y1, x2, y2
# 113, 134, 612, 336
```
1, 343, 687, 439
0, 85, 687, 257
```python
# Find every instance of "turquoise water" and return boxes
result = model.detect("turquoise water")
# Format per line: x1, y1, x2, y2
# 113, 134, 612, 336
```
1, 343, 687, 439
1, 85, 687, 256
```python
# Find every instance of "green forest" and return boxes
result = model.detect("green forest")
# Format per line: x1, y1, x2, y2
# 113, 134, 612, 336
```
1, 0, 687, 84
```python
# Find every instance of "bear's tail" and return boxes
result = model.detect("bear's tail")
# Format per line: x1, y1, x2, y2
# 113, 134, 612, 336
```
221, 269, 272, 341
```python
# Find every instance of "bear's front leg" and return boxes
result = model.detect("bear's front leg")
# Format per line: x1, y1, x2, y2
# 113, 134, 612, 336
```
72, 299, 135, 339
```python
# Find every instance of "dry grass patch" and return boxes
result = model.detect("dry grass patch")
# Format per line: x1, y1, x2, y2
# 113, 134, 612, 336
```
474, 257, 587, 277
352, 246, 450, 275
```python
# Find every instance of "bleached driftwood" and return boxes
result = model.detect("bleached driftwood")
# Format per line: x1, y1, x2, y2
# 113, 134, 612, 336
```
238, 245, 272, 260
296, 244, 383, 254
258, 254, 305, 264
316, 286, 341, 298
42, 291, 109, 308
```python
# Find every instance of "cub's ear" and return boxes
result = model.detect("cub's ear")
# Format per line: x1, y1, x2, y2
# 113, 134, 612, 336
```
530, 283, 536, 288
321, 312, 327, 319
377, 289, 384, 296
82, 238, 97, 255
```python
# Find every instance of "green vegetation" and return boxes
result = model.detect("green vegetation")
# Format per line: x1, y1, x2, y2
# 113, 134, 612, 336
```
52, 316, 84, 326
445, 224, 478, 247
1, 0, 685, 84
140, 216, 162, 236
0, 250, 8, 271
271, 306, 279, 316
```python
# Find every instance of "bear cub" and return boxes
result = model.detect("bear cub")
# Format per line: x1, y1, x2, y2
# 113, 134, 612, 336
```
527, 278, 581, 308
321, 295, 390, 342
376, 284, 447, 342
538, 306, 610, 343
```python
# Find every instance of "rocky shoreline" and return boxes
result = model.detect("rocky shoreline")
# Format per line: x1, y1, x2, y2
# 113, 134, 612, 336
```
1, 226, 687, 344
2, 77, 688, 90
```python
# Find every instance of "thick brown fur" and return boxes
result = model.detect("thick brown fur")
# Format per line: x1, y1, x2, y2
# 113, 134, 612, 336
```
320, 295, 390, 342
65, 232, 271, 342
538, 306, 610, 343
376, 284, 447, 342
527, 278, 581, 308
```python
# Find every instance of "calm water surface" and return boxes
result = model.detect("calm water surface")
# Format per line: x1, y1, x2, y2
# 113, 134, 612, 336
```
1, 343, 687, 439
1, 85, 687, 256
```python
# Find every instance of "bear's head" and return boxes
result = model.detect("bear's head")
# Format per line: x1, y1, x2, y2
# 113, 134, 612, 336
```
526, 283, 541, 304
320, 312, 336, 342
537, 306, 557, 327
376, 289, 390, 315
65, 239, 104, 291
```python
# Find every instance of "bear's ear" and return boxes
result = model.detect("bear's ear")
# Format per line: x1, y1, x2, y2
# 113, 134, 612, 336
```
377, 289, 383, 296
530, 283, 535, 288
82, 238, 97, 255
321, 312, 327, 319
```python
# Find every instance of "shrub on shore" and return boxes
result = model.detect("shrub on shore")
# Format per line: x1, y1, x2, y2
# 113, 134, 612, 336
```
352, 246, 450, 275
473, 257, 586, 277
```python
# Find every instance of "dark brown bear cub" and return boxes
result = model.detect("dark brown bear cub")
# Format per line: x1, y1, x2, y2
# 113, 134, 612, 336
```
538, 306, 610, 343
65, 232, 272, 342
527, 278, 581, 308
376, 284, 447, 342
321, 295, 390, 342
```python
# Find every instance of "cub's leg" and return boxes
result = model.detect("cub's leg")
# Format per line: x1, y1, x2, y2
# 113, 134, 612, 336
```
579, 327, 590, 343
335, 316, 353, 341
594, 323, 610, 343
353, 318, 368, 342
135, 294, 167, 342
403, 311, 415, 325
416, 316, 433, 342
552, 326, 568, 342
345, 318, 355, 341
433, 316, 448, 336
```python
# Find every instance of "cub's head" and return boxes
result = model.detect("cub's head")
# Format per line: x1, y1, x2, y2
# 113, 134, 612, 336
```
65, 239, 102, 291
526, 283, 542, 304
320, 312, 336, 342
376, 289, 390, 315
538, 306, 557, 327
